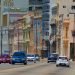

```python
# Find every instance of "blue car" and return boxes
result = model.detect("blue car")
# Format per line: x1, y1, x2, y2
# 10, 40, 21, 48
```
47, 53, 59, 63
11, 51, 27, 65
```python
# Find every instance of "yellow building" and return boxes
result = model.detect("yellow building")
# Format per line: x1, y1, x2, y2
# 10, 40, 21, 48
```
23, 14, 33, 54
23, 11, 42, 55
62, 19, 70, 57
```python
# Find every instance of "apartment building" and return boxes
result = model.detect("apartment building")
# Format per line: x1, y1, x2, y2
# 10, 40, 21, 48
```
51, 0, 75, 60
0, 0, 29, 55
0, 0, 14, 55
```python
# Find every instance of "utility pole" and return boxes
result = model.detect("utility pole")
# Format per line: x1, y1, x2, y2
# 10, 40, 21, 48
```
60, 14, 64, 56
1, 26, 2, 56
36, 21, 38, 54
56, 0, 59, 54
18, 28, 19, 51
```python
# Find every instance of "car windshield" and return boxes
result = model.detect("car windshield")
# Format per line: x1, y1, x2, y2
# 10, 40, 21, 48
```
35, 54, 39, 57
27, 54, 35, 57
59, 57, 68, 60
50, 54, 58, 57
13, 52, 25, 56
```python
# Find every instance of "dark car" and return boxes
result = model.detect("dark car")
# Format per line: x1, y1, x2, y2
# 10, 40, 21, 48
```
11, 51, 27, 65
0, 54, 11, 64
47, 53, 59, 63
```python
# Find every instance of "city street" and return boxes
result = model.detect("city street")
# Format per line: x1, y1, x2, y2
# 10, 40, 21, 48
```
0, 61, 75, 75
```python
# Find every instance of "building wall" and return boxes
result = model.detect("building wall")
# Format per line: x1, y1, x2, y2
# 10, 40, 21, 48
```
0, 0, 29, 55
56, 0, 75, 58
23, 12, 42, 55
10, 19, 24, 53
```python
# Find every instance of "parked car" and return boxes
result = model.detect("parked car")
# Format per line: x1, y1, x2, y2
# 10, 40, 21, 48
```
27, 54, 36, 63
0, 54, 11, 64
47, 53, 59, 63
56, 56, 70, 67
35, 54, 40, 61
11, 51, 27, 65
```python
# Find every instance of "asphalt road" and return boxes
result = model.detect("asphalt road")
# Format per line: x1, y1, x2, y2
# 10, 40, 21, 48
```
0, 61, 75, 75
0, 62, 36, 70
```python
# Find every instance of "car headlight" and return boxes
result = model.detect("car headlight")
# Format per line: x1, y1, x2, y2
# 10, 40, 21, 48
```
22, 58, 25, 60
33, 58, 36, 60
12, 58, 15, 60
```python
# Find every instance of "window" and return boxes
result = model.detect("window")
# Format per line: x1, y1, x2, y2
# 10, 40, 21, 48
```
73, 0, 75, 2
29, 7, 32, 11
42, 13, 49, 21
71, 6, 75, 10
42, 0, 50, 3
38, 0, 42, 2
63, 5, 66, 8
52, 6, 57, 15
45, 32, 49, 36
42, 4, 50, 12
67, 14, 69, 17
36, 7, 42, 10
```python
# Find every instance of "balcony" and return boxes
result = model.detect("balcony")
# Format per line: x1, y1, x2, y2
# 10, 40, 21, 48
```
63, 19, 70, 27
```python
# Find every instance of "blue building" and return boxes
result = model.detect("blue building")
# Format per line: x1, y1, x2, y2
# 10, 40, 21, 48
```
42, 0, 51, 57
42, 0, 50, 40
29, 0, 42, 11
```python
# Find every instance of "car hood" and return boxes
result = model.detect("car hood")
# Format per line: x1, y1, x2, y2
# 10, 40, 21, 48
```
27, 57, 35, 59
12, 56, 25, 58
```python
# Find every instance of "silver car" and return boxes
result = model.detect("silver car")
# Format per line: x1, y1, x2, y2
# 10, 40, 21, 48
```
56, 56, 70, 67
27, 54, 36, 63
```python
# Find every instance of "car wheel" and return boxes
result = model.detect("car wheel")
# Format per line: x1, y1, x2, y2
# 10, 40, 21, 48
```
56, 65, 59, 67
9, 62, 11, 64
47, 61, 49, 63
67, 65, 70, 67
24, 61, 27, 65
34, 61, 36, 63
12, 62, 15, 65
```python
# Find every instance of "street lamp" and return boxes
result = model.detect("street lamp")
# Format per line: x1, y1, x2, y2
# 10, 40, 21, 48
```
35, 21, 38, 55
0, 26, 3, 56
